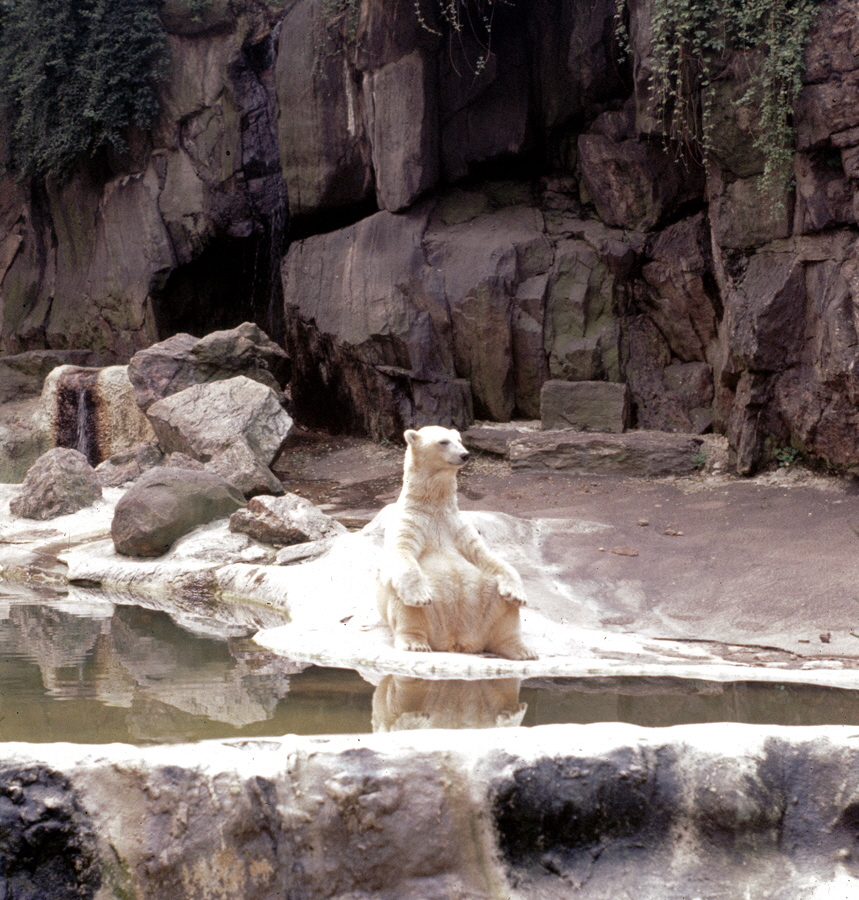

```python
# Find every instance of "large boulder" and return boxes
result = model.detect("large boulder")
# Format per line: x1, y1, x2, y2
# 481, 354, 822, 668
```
127, 323, 290, 412
10, 448, 102, 519
111, 467, 245, 557
41, 365, 157, 467
145, 375, 292, 464
145, 375, 293, 496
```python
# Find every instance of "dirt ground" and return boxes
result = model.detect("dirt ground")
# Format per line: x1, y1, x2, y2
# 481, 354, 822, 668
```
272, 427, 859, 667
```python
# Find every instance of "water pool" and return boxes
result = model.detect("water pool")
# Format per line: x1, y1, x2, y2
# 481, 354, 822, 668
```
3, 587, 859, 744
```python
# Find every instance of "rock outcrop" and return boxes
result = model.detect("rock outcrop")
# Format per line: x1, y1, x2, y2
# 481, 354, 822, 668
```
4, 0, 859, 472
127, 322, 290, 412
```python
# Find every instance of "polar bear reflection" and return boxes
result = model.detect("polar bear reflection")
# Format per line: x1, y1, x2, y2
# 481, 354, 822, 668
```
372, 676, 526, 731
376, 426, 536, 660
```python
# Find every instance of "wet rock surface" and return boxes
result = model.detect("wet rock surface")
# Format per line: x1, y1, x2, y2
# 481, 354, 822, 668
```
0, 765, 101, 900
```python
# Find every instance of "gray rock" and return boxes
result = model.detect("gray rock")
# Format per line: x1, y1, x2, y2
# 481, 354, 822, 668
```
127, 323, 290, 412
540, 381, 631, 433
164, 452, 206, 471
708, 172, 792, 250
4, 726, 859, 900
0, 397, 50, 484
366, 50, 439, 212
578, 133, 704, 231
282, 203, 474, 438
275, 0, 373, 217
229, 493, 347, 547
642, 213, 719, 363
10, 448, 102, 519
145, 375, 293, 466
463, 424, 539, 457
206, 441, 285, 499
510, 430, 704, 475
622, 316, 696, 433
95, 441, 164, 487
111, 467, 245, 557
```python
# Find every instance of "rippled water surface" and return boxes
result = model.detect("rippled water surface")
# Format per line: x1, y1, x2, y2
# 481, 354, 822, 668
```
3, 586, 859, 744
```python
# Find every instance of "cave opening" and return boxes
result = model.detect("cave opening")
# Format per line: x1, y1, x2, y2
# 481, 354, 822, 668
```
151, 231, 284, 344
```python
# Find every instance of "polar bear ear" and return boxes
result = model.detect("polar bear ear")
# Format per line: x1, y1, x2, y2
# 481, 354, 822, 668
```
404, 429, 420, 446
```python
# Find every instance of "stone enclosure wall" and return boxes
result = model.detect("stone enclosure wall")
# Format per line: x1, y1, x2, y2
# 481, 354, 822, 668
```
3, 0, 859, 472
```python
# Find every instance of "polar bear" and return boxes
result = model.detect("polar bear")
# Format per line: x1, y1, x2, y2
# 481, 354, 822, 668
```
376, 426, 536, 660
372, 675, 527, 731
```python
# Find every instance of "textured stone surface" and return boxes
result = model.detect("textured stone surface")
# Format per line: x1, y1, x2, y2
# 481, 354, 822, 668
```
229, 492, 346, 546
145, 375, 293, 466
0, 349, 112, 403
127, 323, 290, 412
578, 133, 704, 231
540, 380, 631, 433
42, 365, 157, 467
111, 466, 245, 557
0, 396, 50, 484
10, 448, 102, 519
95, 441, 164, 487
509, 430, 704, 475
5, 0, 859, 477
4, 726, 859, 899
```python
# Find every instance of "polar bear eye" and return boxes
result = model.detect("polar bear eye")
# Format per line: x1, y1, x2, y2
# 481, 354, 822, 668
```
439, 439, 450, 446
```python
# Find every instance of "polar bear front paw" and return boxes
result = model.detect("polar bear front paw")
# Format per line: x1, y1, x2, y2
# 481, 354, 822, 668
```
497, 575, 527, 606
394, 570, 434, 606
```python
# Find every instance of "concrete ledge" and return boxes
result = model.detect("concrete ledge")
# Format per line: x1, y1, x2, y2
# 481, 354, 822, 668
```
3, 723, 859, 899
510, 429, 705, 475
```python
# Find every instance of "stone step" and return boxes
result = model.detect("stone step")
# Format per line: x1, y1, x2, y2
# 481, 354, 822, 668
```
464, 424, 706, 476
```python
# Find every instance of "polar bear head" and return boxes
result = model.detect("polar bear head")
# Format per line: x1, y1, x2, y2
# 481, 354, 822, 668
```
403, 426, 470, 472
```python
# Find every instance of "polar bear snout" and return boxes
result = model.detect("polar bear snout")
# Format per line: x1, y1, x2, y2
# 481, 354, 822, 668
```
459, 450, 470, 464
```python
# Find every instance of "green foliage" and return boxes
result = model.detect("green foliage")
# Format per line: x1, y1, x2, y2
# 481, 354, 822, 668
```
0, 0, 169, 182
617, 0, 821, 188
775, 445, 803, 467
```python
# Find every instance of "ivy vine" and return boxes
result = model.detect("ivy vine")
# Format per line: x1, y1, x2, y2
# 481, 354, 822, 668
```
617, 0, 821, 188
0, 0, 169, 182
413, 0, 503, 74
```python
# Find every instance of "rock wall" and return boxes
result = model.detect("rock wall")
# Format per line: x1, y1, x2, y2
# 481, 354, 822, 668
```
4, 724, 859, 899
5, 0, 859, 470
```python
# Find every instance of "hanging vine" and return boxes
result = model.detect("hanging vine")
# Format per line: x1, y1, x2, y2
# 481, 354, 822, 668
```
616, 0, 821, 187
413, 0, 505, 74
0, 0, 168, 182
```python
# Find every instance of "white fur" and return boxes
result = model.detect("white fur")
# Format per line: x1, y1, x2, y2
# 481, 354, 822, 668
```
376, 426, 536, 660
